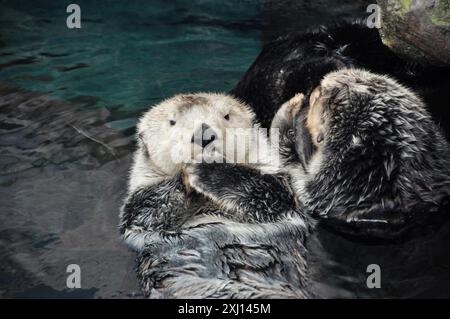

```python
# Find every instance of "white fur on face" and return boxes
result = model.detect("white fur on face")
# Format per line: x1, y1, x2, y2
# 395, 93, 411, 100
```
129, 93, 275, 192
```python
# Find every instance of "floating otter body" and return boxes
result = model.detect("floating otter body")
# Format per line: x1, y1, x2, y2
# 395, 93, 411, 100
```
119, 93, 310, 298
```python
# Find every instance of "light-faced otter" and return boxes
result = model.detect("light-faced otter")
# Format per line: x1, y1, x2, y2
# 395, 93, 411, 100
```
272, 68, 450, 240
119, 93, 310, 298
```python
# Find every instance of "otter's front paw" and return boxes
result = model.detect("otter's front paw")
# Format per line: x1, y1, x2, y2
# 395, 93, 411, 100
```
180, 166, 193, 194
286, 93, 305, 118
182, 163, 203, 193
183, 163, 214, 196
272, 93, 305, 131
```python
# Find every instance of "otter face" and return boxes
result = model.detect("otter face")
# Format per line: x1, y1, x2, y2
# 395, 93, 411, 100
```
137, 93, 256, 175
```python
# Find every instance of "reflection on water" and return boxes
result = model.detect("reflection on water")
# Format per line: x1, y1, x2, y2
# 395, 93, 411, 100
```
309, 224, 450, 298
0, 85, 139, 298
0, 0, 263, 127
0, 0, 449, 298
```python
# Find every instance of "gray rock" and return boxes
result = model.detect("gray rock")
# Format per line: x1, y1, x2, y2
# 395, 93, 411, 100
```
377, 0, 450, 66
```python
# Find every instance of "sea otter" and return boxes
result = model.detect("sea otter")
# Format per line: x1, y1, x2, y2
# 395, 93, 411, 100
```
271, 68, 450, 240
119, 93, 310, 298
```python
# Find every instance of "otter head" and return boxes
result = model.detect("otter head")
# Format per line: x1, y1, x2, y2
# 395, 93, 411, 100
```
273, 68, 450, 239
136, 93, 257, 177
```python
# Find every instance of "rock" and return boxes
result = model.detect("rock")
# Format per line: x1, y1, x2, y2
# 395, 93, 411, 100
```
377, 0, 450, 66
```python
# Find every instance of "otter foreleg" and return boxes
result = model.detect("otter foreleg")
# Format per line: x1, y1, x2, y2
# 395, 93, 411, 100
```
119, 174, 189, 250
185, 163, 300, 223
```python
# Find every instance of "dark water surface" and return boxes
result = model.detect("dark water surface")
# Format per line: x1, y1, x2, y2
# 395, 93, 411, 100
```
1, 0, 449, 298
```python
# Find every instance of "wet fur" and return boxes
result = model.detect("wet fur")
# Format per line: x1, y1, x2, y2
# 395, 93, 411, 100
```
274, 69, 450, 240
233, 21, 450, 240
119, 93, 310, 298
232, 21, 450, 137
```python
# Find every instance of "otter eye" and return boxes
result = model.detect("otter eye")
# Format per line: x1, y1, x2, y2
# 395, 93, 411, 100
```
170, 120, 176, 126
287, 129, 295, 139
317, 132, 324, 144
224, 114, 230, 121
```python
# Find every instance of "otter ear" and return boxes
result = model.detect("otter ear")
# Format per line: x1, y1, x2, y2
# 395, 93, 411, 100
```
138, 132, 150, 158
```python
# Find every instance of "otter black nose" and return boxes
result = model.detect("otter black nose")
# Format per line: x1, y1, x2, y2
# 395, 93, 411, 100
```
191, 123, 216, 148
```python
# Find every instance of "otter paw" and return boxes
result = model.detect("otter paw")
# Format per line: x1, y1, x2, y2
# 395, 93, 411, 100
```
180, 166, 192, 194
271, 93, 305, 132
183, 163, 201, 191
286, 93, 304, 120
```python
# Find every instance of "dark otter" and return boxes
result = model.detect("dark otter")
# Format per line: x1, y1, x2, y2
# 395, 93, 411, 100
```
272, 68, 450, 240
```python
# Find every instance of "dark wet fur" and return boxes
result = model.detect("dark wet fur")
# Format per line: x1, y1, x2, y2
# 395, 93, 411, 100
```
232, 20, 450, 138
120, 164, 310, 298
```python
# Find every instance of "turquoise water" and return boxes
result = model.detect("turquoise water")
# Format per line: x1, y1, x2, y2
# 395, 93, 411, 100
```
0, 0, 262, 131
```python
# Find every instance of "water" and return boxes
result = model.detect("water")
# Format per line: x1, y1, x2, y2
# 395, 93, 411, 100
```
0, 0, 264, 132
1, 0, 449, 299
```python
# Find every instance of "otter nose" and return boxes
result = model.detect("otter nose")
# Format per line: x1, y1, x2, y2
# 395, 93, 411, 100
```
191, 123, 217, 148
